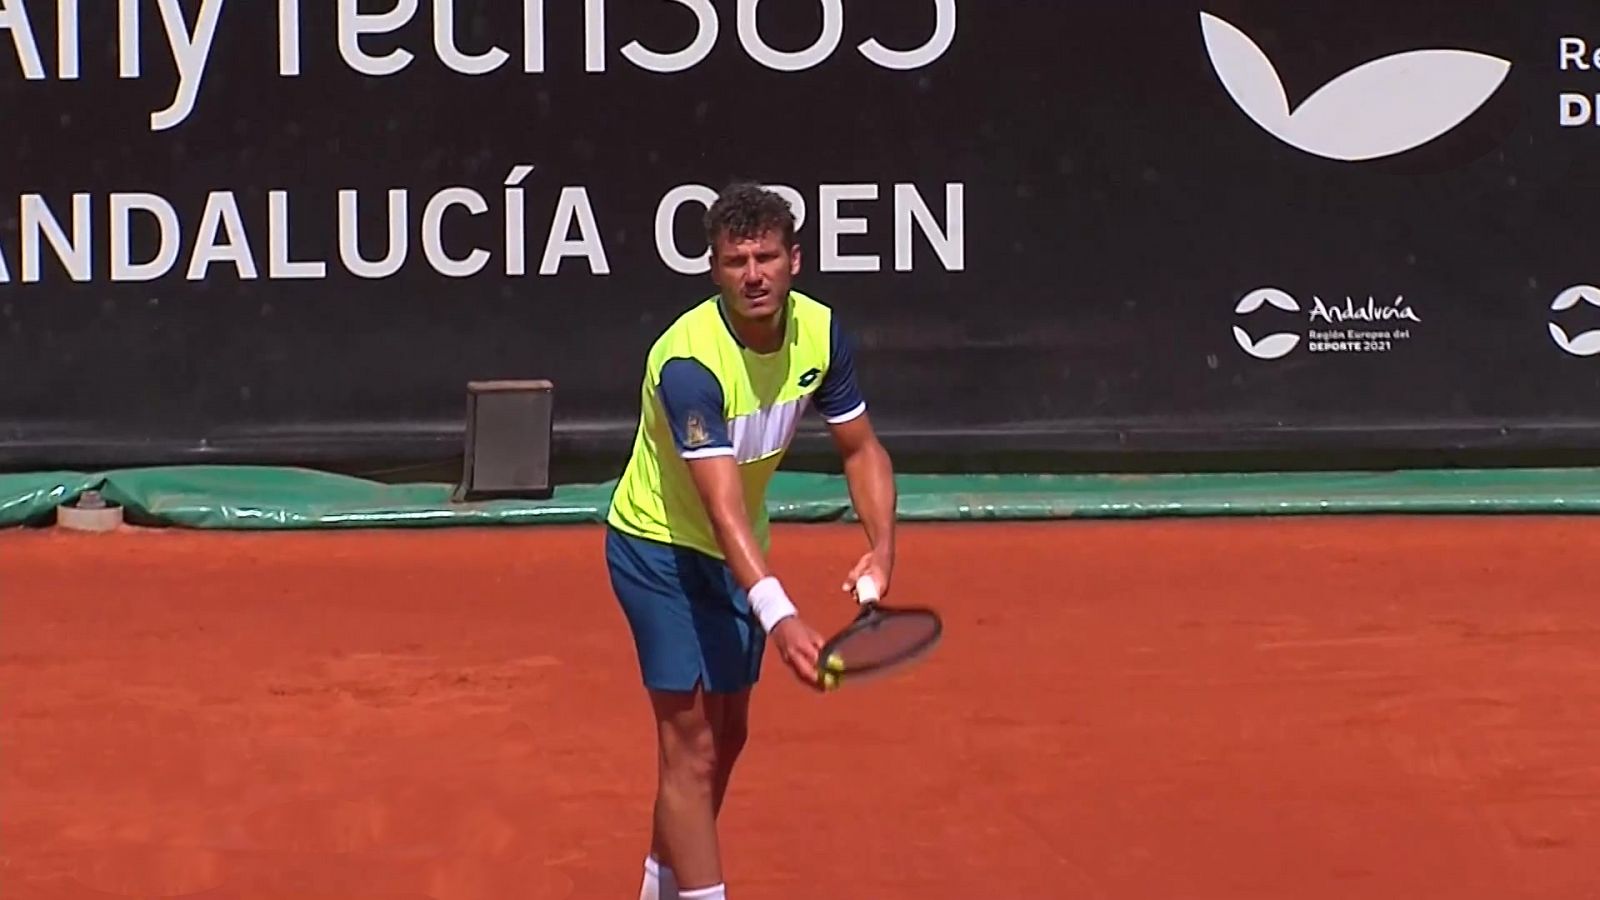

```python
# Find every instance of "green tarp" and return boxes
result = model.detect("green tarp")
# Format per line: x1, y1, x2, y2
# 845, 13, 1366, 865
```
5, 465, 1600, 530
0, 471, 100, 528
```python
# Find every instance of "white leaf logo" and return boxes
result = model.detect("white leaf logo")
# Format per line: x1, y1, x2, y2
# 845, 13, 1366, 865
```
1232, 288, 1302, 360
1551, 284, 1600, 312
1234, 287, 1300, 315
1233, 327, 1301, 360
1549, 285, 1600, 357
1200, 12, 1512, 162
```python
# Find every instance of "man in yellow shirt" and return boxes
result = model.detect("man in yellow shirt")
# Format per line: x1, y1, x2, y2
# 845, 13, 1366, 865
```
605, 183, 898, 900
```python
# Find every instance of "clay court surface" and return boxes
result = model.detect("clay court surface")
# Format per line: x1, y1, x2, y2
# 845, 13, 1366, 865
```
3, 517, 1598, 899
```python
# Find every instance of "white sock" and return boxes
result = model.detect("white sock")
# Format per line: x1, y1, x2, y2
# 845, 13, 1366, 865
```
639, 855, 679, 900
679, 886, 726, 900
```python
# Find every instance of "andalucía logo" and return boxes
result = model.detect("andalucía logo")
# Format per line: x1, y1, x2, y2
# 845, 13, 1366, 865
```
1549, 285, 1600, 357
1199, 11, 1512, 162
1233, 288, 1422, 361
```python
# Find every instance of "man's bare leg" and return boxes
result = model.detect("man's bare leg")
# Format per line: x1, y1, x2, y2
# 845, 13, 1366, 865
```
647, 687, 723, 892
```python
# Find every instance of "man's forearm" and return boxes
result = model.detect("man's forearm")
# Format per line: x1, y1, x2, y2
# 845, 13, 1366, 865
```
685, 461, 801, 633
706, 502, 770, 589
843, 440, 897, 561
703, 494, 804, 633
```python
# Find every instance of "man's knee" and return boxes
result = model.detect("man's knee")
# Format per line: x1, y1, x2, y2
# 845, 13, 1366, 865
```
660, 717, 719, 788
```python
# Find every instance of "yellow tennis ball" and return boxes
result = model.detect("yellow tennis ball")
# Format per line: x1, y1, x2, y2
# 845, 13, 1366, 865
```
824, 652, 845, 673
820, 670, 840, 692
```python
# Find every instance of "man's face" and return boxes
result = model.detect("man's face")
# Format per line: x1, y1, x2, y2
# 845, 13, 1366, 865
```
710, 228, 800, 322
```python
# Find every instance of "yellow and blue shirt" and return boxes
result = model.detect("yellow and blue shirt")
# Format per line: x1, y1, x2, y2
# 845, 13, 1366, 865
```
606, 291, 866, 559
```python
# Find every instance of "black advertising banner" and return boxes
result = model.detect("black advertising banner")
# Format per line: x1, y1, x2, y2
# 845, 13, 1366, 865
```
4, 1, 1600, 469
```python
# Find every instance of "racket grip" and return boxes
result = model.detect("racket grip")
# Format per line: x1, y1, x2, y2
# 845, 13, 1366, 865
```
855, 574, 880, 605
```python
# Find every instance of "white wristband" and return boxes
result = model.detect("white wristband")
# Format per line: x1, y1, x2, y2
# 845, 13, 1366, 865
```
747, 576, 798, 633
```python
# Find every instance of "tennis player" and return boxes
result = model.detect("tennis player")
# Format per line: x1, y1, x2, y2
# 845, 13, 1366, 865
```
604, 182, 898, 899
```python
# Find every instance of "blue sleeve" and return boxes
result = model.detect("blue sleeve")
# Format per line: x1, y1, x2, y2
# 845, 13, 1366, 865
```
658, 357, 733, 457
814, 317, 867, 423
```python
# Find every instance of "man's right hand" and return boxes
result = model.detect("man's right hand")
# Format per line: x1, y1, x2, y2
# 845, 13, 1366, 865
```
770, 616, 826, 686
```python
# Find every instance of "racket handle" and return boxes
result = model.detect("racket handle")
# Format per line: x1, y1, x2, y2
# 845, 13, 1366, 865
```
855, 574, 880, 605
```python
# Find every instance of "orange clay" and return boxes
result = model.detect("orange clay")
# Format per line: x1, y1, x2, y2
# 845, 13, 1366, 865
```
2, 517, 1597, 899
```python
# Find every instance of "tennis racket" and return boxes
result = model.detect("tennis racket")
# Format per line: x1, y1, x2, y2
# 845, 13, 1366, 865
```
816, 574, 942, 692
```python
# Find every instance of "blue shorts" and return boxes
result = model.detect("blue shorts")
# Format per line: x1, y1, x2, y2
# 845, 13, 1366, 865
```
604, 525, 765, 694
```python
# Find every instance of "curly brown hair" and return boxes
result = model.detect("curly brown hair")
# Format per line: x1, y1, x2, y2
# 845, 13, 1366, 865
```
703, 182, 796, 249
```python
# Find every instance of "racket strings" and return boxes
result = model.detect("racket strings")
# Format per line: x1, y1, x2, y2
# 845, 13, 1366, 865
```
831, 611, 940, 669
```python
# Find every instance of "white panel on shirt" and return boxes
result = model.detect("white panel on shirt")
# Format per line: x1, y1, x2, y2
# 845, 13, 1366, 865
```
729, 395, 811, 463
